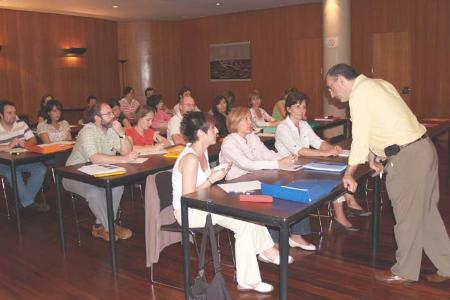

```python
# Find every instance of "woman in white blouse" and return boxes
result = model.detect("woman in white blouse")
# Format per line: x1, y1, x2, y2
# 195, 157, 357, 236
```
219, 107, 317, 251
275, 90, 371, 232
173, 111, 291, 294
248, 90, 279, 128
37, 99, 72, 144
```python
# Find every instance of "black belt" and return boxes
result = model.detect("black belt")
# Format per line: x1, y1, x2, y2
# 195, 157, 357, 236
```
400, 133, 428, 148
384, 133, 428, 157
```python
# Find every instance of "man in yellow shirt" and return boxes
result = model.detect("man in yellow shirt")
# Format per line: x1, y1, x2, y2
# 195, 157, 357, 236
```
325, 64, 450, 284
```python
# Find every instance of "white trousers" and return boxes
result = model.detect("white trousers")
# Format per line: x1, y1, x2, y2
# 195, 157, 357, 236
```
174, 208, 274, 286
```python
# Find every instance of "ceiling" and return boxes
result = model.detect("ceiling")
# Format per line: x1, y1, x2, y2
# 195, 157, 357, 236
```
0, 0, 321, 21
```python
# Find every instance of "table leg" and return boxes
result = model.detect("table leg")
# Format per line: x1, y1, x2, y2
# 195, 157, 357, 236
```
55, 174, 65, 254
11, 160, 21, 234
279, 221, 289, 300
181, 200, 191, 299
447, 131, 450, 178
105, 181, 117, 273
372, 176, 381, 255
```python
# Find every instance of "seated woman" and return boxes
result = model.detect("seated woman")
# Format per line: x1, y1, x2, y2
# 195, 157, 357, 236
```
219, 107, 316, 251
109, 99, 132, 129
125, 105, 170, 152
275, 90, 371, 232
146, 94, 171, 130
173, 111, 292, 294
248, 90, 279, 128
37, 94, 55, 124
211, 95, 229, 138
37, 99, 72, 143
272, 87, 298, 121
119, 86, 141, 123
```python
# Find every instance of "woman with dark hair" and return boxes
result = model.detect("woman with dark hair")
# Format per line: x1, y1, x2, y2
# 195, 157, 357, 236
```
109, 99, 131, 129
211, 95, 229, 137
37, 94, 55, 124
37, 99, 72, 144
125, 105, 169, 152
275, 90, 370, 232
172, 111, 289, 294
146, 94, 171, 130
119, 86, 140, 123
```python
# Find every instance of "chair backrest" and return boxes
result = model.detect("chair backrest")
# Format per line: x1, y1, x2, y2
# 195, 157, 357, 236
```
155, 171, 173, 211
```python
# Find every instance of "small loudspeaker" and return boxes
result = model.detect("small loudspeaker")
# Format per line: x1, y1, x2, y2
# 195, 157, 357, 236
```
63, 47, 87, 57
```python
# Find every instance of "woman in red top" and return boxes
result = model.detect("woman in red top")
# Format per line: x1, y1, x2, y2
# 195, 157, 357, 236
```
125, 105, 170, 153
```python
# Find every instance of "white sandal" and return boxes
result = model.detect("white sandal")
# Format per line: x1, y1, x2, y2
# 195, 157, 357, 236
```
258, 252, 294, 265
237, 282, 274, 294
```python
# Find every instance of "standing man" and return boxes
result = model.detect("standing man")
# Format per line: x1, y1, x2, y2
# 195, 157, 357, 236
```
63, 102, 137, 241
0, 100, 48, 212
167, 95, 196, 145
325, 64, 450, 284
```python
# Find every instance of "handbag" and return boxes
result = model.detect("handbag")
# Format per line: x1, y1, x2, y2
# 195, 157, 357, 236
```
190, 213, 232, 300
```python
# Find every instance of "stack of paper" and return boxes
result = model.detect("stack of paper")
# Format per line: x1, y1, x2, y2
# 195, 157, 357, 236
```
218, 180, 261, 193
338, 150, 350, 157
78, 164, 127, 177
303, 162, 347, 173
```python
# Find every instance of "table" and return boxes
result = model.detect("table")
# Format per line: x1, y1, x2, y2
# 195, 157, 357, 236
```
310, 118, 350, 143
0, 151, 59, 233
180, 152, 380, 300
54, 152, 183, 273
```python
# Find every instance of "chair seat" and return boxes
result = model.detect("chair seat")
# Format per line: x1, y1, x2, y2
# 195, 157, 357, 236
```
161, 222, 225, 234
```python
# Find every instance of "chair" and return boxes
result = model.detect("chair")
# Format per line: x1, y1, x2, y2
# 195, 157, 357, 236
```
0, 176, 11, 218
145, 170, 235, 290
68, 192, 123, 246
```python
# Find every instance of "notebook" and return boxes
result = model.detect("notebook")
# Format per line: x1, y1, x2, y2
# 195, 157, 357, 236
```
303, 161, 347, 173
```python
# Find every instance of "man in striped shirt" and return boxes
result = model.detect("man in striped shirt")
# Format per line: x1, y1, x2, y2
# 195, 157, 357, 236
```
0, 100, 48, 212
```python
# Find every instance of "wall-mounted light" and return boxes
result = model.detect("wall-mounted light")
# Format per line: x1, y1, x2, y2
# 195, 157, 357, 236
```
63, 47, 87, 57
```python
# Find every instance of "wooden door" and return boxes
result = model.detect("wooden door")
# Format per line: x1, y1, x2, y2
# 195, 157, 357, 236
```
372, 32, 412, 105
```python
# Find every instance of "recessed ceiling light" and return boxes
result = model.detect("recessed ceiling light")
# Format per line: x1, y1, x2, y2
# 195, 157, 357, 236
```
216, 2, 221, 6
113, 5, 119, 9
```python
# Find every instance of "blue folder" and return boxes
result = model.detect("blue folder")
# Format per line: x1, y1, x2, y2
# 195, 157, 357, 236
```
261, 179, 342, 204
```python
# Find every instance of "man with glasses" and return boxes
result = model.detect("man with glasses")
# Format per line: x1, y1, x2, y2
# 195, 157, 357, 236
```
167, 95, 197, 145
325, 64, 450, 284
63, 102, 138, 241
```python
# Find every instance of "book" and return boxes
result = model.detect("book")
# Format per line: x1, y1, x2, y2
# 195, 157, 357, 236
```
78, 164, 127, 178
303, 161, 347, 173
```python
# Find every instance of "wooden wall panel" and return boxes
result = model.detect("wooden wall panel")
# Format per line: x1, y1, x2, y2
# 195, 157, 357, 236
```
352, 0, 450, 118
117, 21, 182, 107
179, 4, 323, 116
0, 9, 120, 123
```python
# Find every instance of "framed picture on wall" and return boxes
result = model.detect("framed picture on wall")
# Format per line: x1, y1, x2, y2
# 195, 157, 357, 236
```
209, 41, 251, 81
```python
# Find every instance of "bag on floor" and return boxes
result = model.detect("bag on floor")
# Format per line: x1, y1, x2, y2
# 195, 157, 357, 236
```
190, 213, 231, 300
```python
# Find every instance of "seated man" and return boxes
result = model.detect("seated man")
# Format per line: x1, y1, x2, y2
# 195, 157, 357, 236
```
0, 100, 48, 212
63, 102, 138, 241
167, 95, 196, 145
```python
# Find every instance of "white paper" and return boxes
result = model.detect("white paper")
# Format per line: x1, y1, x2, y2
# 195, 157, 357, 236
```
78, 164, 126, 176
218, 180, 261, 193
338, 150, 350, 157
138, 149, 168, 156
9, 148, 29, 153
128, 158, 148, 164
